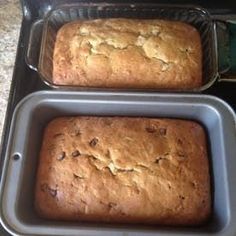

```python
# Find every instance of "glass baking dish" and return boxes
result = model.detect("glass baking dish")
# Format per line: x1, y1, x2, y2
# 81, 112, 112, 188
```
26, 3, 218, 92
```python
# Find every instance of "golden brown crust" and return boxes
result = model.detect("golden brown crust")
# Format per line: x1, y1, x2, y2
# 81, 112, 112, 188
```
35, 117, 211, 225
53, 19, 202, 89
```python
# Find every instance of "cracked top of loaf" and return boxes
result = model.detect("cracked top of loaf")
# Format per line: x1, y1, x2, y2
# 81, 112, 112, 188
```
52, 18, 202, 89
35, 117, 211, 225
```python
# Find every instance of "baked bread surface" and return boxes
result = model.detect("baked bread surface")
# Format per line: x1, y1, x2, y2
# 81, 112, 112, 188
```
35, 117, 211, 225
53, 19, 202, 89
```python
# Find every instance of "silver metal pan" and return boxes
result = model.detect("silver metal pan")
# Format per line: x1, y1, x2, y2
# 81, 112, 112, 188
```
0, 91, 236, 235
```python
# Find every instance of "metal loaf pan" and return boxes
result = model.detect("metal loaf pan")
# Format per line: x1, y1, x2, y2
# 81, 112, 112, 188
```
26, 3, 218, 92
0, 91, 236, 236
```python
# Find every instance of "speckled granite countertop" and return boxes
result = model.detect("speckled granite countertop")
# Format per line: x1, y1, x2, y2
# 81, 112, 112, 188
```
0, 0, 22, 140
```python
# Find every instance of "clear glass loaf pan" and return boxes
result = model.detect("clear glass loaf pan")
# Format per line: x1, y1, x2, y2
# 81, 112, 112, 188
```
0, 91, 236, 235
26, 3, 218, 92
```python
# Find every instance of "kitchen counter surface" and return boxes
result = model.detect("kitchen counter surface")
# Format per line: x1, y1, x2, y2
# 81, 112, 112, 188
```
0, 0, 22, 141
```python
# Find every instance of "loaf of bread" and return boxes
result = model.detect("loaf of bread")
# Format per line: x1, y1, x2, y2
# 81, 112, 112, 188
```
35, 117, 211, 225
53, 19, 202, 89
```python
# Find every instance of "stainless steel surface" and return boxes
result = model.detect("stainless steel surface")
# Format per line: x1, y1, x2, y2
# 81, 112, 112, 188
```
0, 91, 236, 236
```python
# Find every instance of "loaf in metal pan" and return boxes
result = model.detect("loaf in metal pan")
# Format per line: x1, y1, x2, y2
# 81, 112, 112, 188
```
35, 117, 211, 225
